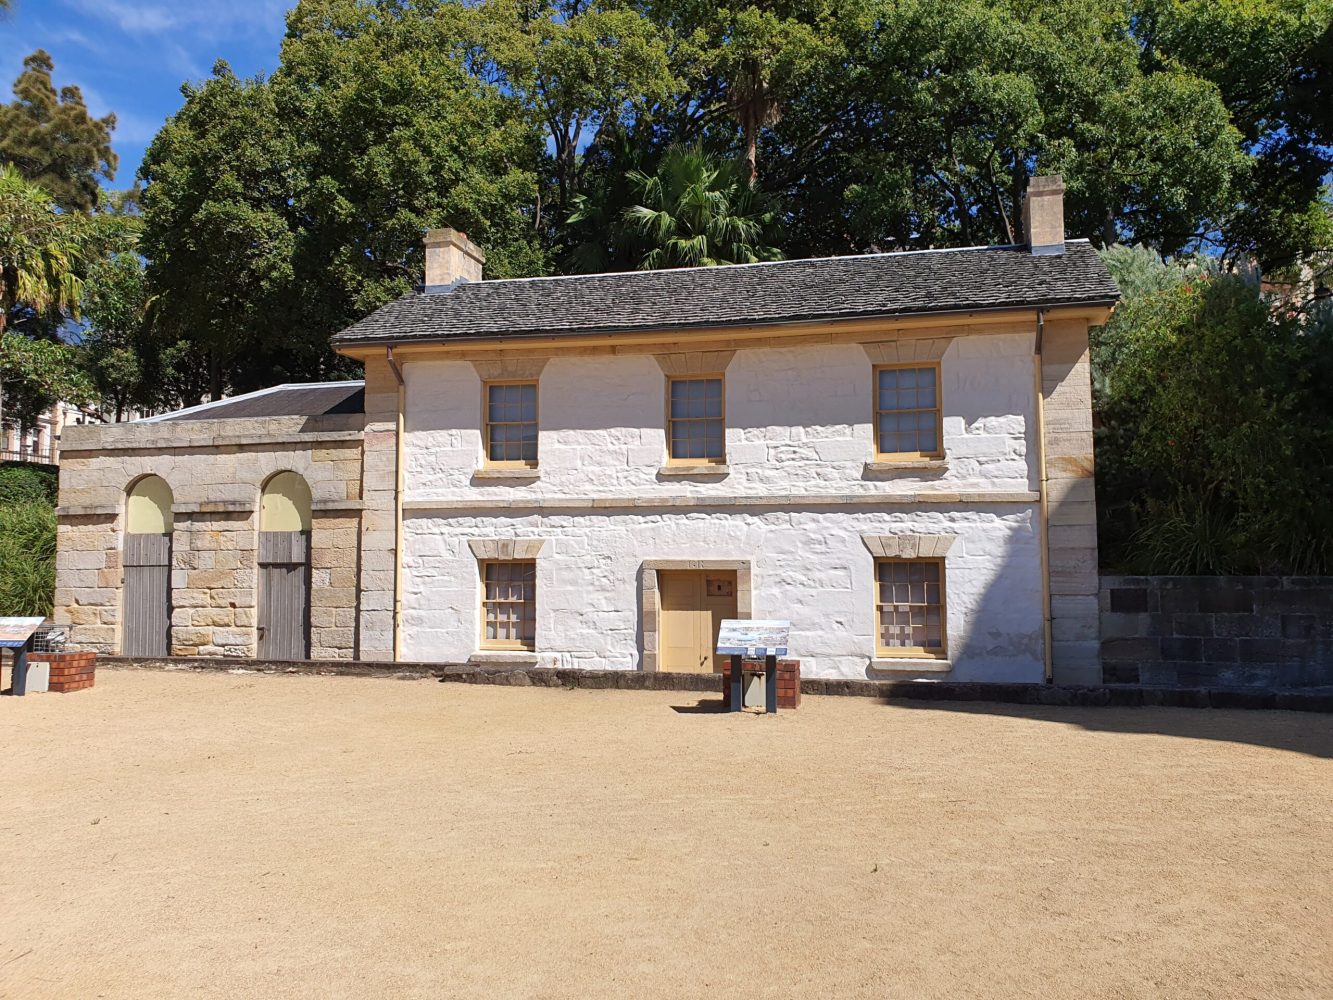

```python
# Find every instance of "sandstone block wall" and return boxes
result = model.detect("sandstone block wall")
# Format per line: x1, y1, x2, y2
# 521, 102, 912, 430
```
1040, 318, 1101, 685
357, 356, 400, 661
55, 413, 366, 659
1101, 576, 1333, 688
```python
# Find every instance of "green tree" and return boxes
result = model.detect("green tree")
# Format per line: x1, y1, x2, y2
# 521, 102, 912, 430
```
81, 245, 153, 420
1138, 0, 1333, 269
140, 2, 556, 399
761, 0, 1249, 256
0, 50, 117, 213
473, 0, 677, 217
1093, 252, 1333, 574
0, 163, 84, 334
619, 145, 782, 268
642, 0, 843, 184
0, 165, 93, 437
139, 64, 298, 401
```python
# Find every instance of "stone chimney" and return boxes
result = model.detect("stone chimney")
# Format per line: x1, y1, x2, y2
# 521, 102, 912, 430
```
424, 228, 485, 292
1021, 175, 1066, 256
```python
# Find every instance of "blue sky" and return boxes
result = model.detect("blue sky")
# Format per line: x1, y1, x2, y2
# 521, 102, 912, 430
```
1, 0, 296, 187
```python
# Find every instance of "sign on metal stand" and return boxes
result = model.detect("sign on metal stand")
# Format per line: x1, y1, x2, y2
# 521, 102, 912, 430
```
0, 618, 46, 697
716, 619, 791, 714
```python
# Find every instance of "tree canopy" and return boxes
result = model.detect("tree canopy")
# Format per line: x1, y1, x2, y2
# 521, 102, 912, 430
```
126, 0, 1329, 400
0, 50, 117, 213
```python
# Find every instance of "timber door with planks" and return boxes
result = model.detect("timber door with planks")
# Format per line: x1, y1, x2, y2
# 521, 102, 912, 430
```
658, 570, 738, 673
123, 533, 172, 656
258, 531, 311, 660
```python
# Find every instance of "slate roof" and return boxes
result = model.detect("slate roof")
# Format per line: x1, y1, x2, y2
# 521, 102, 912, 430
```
331, 241, 1119, 347
143, 382, 365, 423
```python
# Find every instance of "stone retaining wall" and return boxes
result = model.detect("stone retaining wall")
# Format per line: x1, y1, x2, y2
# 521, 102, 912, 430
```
1100, 576, 1333, 688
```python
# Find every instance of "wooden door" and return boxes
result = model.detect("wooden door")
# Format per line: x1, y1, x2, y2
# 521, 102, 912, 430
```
659, 570, 737, 673
123, 533, 171, 656
258, 531, 310, 660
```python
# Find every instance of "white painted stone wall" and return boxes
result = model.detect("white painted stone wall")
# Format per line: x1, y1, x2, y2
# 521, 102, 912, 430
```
400, 506, 1044, 681
400, 333, 1045, 681
403, 333, 1037, 500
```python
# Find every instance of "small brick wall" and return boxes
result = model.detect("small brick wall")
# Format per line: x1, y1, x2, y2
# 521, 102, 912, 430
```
30, 651, 97, 693
1100, 576, 1333, 688
721, 659, 801, 710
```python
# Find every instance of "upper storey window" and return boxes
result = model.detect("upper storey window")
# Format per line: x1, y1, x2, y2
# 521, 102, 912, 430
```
484, 381, 538, 468
875, 364, 942, 459
667, 376, 725, 464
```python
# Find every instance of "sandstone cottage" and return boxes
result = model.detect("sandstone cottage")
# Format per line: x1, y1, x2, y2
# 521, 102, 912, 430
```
54, 175, 1118, 683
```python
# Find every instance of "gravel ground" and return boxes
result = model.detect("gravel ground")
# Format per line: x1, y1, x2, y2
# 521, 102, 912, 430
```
2, 668, 1330, 1000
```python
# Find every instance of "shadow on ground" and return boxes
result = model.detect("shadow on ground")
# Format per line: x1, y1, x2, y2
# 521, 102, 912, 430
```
671, 697, 727, 714
882, 698, 1333, 759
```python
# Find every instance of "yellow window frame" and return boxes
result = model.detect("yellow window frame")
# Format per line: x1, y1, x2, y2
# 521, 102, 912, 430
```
665, 374, 726, 465
873, 557, 948, 659
483, 379, 539, 469
479, 559, 537, 651
873, 362, 943, 460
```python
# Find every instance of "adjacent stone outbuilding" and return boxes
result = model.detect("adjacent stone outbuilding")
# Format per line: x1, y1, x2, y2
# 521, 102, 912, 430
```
55, 384, 372, 660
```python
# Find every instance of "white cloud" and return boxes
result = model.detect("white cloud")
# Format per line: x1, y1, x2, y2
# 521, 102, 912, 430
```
62, 0, 291, 39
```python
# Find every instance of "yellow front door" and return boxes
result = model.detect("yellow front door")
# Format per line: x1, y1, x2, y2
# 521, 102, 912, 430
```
659, 570, 738, 673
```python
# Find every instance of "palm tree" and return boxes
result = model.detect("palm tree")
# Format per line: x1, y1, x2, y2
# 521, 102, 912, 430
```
0, 164, 84, 334
621, 146, 783, 270
0, 164, 86, 440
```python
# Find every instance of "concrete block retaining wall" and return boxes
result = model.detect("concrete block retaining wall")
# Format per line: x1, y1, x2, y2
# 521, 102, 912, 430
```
1100, 576, 1333, 688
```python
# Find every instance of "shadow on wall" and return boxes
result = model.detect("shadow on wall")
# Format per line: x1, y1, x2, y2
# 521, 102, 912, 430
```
881, 700, 1333, 760
866, 522, 1041, 684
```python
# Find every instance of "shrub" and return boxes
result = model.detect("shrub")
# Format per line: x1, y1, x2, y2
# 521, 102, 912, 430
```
1094, 253, 1333, 574
0, 500, 57, 617
0, 463, 58, 505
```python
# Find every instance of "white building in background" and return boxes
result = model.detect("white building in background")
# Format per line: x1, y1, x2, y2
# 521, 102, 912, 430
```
2, 399, 149, 466
55, 175, 1119, 684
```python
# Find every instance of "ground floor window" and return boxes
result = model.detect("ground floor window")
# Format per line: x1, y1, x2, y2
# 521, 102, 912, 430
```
481, 560, 537, 650
875, 558, 946, 658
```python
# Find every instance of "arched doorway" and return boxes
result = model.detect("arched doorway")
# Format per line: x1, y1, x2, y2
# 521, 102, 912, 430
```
258, 472, 312, 660
123, 475, 173, 656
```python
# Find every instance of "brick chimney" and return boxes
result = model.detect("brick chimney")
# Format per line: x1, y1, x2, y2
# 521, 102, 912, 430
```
424, 228, 485, 292
1021, 175, 1065, 256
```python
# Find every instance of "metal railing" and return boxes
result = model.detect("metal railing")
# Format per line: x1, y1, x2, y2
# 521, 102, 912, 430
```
0, 447, 58, 465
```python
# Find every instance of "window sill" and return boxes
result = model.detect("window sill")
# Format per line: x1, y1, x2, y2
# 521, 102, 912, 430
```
863, 459, 948, 474
657, 464, 730, 477
868, 657, 952, 674
469, 650, 539, 666
473, 468, 540, 481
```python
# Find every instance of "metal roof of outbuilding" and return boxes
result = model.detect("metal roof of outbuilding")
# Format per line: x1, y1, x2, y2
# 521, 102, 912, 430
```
140, 382, 365, 423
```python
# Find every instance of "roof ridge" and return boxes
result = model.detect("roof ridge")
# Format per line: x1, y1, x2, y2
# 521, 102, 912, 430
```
443, 242, 1058, 289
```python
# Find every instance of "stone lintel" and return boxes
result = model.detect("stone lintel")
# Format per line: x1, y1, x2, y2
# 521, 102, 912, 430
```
653, 351, 736, 376
467, 538, 548, 561
861, 534, 958, 559
861, 337, 954, 364
471, 358, 549, 382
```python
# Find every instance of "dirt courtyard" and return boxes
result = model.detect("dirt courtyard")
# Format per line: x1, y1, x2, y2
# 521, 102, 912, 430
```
2, 669, 1330, 999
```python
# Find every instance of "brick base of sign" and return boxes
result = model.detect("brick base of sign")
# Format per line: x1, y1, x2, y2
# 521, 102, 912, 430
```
31, 652, 97, 693
722, 659, 801, 710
